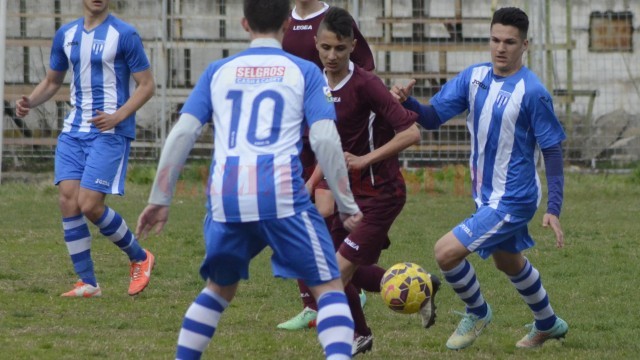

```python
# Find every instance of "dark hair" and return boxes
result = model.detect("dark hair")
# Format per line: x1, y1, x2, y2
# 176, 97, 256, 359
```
318, 6, 354, 40
243, 0, 290, 34
491, 7, 529, 39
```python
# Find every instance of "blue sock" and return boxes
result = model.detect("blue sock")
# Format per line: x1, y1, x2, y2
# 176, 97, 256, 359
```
63, 215, 96, 287
94, 206, 146, 262
442, 259, 488, 318
316, 291, 354, 359
176, 288, 228, 359
510, 259, 557, 331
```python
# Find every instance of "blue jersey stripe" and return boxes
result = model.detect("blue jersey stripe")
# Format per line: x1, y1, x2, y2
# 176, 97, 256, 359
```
256, 155, 276, 218
221, 156, 241, 220
91, 26, 108, 117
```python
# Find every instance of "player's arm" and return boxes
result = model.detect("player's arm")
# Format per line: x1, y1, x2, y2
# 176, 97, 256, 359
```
136, 113, 203, 239
390, 79, 442, 130
345, 124, 420, 171
541, 142, 565, 248
91, 69, 155, 131
15, 69, 66, 118
309, 120, 362, 231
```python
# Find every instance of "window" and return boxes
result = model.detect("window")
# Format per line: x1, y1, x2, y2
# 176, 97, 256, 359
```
589, 11, 633, 52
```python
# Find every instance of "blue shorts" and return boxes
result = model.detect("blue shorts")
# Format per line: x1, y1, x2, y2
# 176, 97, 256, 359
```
200, 207, 341, 287
54, 132, 131, 195
452, 206, 535, 259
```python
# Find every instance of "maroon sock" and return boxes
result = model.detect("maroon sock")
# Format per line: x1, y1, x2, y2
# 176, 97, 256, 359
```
351, 264, 386, 292
297, 279, 317, 310
346, 283, 371, 336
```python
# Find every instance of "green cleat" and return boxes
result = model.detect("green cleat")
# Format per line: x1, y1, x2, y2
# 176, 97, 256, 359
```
446, 304, 492, 350
516, 317, 568, 348
359, 289, 367, 309
277, 307, 317, 330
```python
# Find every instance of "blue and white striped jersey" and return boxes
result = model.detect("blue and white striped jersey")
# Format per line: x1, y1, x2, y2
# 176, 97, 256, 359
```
181, 39, 337, 222
431, 63, 566, 217
50, 14, 150, 139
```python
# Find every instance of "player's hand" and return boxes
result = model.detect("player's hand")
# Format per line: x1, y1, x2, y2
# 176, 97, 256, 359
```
88, 110, 121, 132
15, 96, 31, 118
390, 79, 416, 103
340, 211, 363, 232
542, 213, 564, 248
344, 152, 368, 171
136, 204, 170, 241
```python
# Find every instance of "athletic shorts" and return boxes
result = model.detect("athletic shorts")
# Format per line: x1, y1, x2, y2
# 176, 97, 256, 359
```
200, 207, 341, 287
54, 132, 131, 195
334, 194, 405, 266
452, 205, 535, 259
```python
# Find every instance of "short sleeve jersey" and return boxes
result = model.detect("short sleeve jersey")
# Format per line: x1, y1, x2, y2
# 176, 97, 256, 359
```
282, 2, 375, 71
430, 63, 566, 217
326, 63, 418, 198
181, 40, 336, 222
50, 14, 150, 139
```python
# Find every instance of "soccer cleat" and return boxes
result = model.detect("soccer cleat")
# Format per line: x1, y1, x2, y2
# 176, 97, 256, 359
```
61, 281, 102, 298
352, 333, 373, 356
128, 249, 155, 296
446, 304, 493, 350
419, 273, 441, 328
359, 289, 367, 309
277, 307, 317, 330
516, 317, 569, 348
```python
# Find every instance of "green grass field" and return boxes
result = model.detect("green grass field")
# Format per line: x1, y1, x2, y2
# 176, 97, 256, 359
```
1, 169, 639, 359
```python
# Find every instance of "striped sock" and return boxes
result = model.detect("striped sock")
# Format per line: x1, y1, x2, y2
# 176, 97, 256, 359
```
442, 259, 488, 318
63, 215, 96, 287
94, 206, 146, 262
316, 291, 354, 359
510, 259, 557, 331
176, 288, 228, 360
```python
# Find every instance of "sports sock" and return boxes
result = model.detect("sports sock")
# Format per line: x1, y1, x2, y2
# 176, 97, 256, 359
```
176, 288, 228, 360
351, 264, 386, 292
346, 283, 370, 336
442, 259, 488, 318
297, 279, 318, 310
316, 291, 354, 359
63, 215, 96, 287
510, 259, 557, 331
94, 206, 146, 262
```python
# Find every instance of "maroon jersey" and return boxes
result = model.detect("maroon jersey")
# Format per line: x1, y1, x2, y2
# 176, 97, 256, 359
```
329, 63, 418, 197
282, 3, 375, 71
283, 4, 375, 182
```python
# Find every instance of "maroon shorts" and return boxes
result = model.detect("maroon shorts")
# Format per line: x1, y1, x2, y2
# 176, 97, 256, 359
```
332, 193, 405, 266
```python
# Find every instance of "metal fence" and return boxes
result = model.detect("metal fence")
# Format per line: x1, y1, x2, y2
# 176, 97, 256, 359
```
2, 0, 640, 180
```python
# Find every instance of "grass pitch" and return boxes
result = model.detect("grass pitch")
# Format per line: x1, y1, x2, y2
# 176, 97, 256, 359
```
0, 169, 638, 359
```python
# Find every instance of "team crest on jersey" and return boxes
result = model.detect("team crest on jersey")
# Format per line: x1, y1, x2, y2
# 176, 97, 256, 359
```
92, 40, 105, 54
236, 66, 285, 84
323, 86, 340, 103
495, 90, 511, 108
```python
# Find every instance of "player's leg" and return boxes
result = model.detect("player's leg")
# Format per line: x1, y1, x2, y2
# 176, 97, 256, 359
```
492, 247, 568, 348
265, 209, 353, 359
176, 218, 264, 359
175, 280, 239, 360
55, 134, 100, 297
435, 228, 491, 349
308, 279, 354, 360
79, 134, 153, 295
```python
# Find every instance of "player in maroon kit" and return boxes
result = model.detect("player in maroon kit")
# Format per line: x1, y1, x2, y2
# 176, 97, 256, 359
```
310, 7, 440, 355
277, 0, 377, 334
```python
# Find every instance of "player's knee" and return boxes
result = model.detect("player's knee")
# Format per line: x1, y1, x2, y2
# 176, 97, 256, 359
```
434, 237, 466, 270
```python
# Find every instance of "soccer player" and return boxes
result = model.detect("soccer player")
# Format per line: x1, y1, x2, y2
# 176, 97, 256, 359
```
305, 7, 439, 355
135, 0, 362, 358
15, 0, 155, 297
277, 0, 375, 332
392, 7, 569, 350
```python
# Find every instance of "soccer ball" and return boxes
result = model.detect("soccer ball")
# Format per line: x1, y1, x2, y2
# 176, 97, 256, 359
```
380, 262, 434, 314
